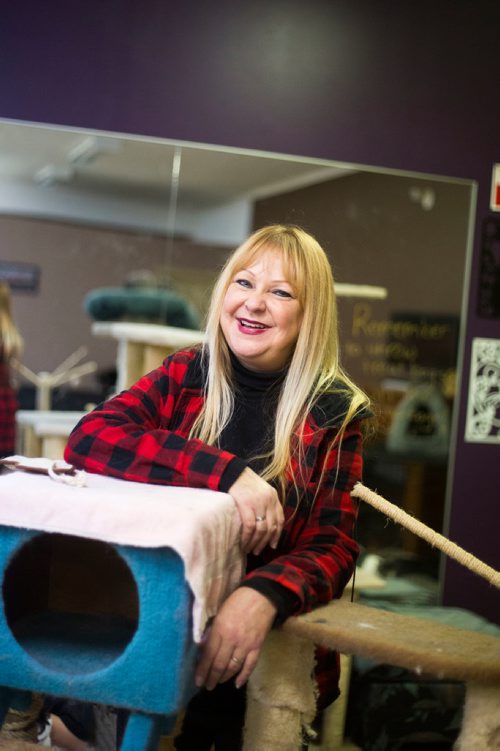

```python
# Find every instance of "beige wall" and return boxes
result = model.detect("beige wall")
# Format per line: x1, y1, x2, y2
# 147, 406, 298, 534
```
3, 215, 226, 380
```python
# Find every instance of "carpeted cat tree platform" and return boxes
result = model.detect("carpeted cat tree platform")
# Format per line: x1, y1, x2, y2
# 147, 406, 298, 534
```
244, 483, 500, 751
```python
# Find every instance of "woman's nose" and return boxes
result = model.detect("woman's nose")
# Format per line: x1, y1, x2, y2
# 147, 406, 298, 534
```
244, 290, 266, 311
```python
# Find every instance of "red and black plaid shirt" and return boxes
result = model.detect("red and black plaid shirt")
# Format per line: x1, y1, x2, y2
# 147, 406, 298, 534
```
0, 360, 17, 457
65, 347, 366, 706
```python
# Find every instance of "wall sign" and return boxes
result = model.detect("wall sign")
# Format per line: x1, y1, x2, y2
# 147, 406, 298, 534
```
0, 261, 40, 291
345, 303, 459, 383
465, 337, 500, 444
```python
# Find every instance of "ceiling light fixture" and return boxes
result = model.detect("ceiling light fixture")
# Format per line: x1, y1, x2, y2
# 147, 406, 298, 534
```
33, 164, 74, 187
67, 136, 122, 166
409, 186, 436, 211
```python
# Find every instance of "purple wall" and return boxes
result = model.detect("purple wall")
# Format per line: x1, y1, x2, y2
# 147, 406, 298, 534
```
1, 0, 499, 622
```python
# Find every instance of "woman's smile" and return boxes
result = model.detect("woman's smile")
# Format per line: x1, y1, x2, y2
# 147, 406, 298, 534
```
236, 317, 271, 333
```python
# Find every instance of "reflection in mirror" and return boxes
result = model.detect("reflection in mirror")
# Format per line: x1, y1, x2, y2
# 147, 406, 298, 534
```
250, 169, 473, 584
0, 119, 474, 588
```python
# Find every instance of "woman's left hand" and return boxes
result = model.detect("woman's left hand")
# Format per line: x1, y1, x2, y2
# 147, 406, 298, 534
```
195, 587, 277, 691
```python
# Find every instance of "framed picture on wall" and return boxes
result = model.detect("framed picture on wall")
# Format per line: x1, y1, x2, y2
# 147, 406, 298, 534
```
465, 337, 500, 444
0, 261, 40, 291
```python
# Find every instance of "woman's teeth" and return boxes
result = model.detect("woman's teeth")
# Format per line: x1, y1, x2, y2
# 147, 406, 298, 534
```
240, 319, 267, 329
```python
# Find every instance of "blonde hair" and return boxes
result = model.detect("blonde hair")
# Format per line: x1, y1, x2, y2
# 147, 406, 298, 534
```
192, 225, 369, 494
0, 282, 23, 361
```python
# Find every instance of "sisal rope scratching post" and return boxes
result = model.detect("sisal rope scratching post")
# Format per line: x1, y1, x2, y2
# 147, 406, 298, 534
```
351, 482, 500, 588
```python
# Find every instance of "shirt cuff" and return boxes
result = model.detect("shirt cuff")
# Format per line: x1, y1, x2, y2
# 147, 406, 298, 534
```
218, 456, 248, 492
239, 580, 301, 625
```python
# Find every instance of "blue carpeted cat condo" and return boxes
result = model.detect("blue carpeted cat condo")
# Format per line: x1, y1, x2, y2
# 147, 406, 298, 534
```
0, 461, 243, 750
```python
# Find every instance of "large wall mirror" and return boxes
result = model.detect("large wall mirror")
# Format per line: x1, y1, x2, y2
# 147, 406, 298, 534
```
0, 118, 475, 588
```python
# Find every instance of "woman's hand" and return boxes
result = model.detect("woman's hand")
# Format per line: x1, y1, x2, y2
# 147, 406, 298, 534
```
195, 587, 277, 690
229, 467, 284, 554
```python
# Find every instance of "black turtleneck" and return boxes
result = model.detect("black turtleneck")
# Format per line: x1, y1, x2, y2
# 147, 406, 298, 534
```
218, 352, 286, 474
218, 353, 300, 623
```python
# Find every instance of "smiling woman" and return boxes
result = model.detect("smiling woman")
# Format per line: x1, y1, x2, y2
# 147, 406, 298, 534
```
64, 223, 372, 748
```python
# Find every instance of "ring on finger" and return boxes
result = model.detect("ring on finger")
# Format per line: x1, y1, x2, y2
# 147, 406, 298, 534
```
255, 515, 266, 522
230, 656, 242, 665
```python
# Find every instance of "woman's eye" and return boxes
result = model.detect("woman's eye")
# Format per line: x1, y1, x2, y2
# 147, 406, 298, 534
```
235, 278, 252, 288
273, 288, 292, 298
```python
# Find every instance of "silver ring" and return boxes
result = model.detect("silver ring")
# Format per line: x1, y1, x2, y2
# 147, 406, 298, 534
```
231, 656, 241, 664
255, 515, 266, 522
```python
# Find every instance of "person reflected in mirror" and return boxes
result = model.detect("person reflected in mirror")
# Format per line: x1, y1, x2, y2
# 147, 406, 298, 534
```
0, 281, 23, 458
65, 225, 371, 750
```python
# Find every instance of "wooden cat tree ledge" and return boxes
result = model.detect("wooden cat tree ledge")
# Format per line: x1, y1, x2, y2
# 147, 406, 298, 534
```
244, 483, 500, 751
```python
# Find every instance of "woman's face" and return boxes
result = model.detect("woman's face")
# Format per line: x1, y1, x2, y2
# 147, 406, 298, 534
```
220, 248, 303, 372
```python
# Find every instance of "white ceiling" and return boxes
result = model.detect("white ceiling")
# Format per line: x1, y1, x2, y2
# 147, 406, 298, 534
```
0, 119, 353, 208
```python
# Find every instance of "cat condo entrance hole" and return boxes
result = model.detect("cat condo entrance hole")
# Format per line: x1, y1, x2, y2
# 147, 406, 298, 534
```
2, 533, 139, 674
